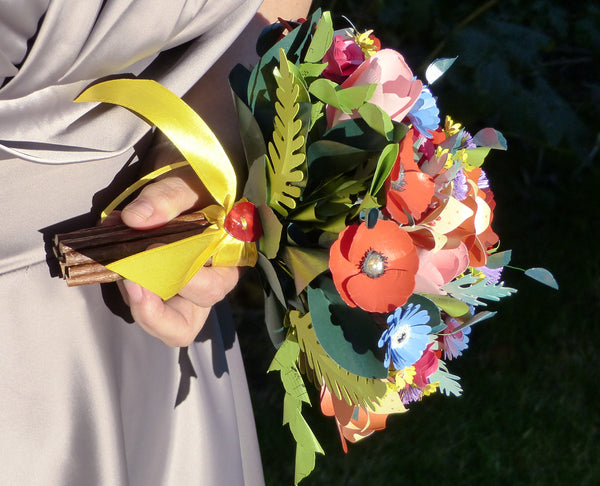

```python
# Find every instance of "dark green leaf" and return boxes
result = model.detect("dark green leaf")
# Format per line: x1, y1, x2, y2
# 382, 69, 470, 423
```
307, 278, 388, 379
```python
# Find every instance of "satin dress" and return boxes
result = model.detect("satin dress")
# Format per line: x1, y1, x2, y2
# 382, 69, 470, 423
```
0, 1, 264, 484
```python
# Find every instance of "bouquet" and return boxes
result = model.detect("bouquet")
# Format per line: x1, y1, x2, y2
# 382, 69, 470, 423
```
54, 9, 558, 484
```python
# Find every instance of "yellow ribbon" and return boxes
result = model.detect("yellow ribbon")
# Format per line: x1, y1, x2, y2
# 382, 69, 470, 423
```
76, 79, 257, 300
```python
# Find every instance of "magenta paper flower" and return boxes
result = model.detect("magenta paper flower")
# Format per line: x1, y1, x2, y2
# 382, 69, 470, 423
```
322, 34, 365, 84
327, 49, 423, 128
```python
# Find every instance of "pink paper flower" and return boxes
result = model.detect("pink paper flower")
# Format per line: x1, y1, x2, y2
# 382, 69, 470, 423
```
413, 243, 470, 295
322, 35, 365, 84
327, 49, 423, 128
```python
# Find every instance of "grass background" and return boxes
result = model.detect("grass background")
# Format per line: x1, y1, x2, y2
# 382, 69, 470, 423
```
232, 2, 599, 484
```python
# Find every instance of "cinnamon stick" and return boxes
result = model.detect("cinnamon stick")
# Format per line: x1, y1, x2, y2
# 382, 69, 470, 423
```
54, 212, 210, 287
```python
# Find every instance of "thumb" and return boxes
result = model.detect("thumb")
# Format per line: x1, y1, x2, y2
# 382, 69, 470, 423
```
121, 175, 201, 229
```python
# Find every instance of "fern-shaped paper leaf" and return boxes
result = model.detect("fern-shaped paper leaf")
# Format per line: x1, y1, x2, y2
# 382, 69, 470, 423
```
266, 49, 307, 217
268, 338, 324, 485
289, 310, 387, 410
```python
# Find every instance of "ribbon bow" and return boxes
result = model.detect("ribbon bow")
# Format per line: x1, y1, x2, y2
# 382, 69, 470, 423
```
76, 79, 259, 300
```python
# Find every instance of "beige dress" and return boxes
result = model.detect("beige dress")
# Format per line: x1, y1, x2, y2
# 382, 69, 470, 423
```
0, 1, 264, 484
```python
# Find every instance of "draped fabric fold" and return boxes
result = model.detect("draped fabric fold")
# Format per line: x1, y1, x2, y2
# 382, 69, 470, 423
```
0, 0, 259, 165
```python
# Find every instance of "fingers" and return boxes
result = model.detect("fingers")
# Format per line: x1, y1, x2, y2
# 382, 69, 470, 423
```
177, 266, 240, 307
120, 280, 212, 347
120, 175, 201, 229
118, 265, 239, 347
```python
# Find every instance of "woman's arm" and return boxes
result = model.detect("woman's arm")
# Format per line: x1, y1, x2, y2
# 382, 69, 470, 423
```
119, 0, 313, 346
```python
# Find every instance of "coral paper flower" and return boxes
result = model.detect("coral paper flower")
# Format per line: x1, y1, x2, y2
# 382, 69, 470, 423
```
378, 303, 432, 369
320, 384, 388, 453
385, 128, 435, 224
329, 220, 419, 313
327, 48, 423, 128
322, 34, 365, 84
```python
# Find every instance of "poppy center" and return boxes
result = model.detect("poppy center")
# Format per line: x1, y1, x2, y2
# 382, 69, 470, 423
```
360, 249, 388, 279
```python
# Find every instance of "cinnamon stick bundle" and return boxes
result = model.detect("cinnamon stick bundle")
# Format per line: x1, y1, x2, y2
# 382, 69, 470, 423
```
54, 212, 210, 286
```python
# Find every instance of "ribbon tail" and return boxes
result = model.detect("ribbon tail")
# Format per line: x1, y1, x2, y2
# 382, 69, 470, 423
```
76, 78, 237, 211
106, 227, 226, 300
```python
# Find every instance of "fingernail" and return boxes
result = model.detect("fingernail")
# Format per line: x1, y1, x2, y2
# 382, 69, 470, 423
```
122, 279, 143, 304
124, 199, 154, 222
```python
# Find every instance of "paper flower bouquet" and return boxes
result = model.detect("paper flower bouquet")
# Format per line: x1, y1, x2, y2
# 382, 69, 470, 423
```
54, 9, 558, 484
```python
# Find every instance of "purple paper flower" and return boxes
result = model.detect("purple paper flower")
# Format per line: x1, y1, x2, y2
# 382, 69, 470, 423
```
451, 170, 469, 200
400, 385, 423, 405
477, 265, 503, 284
407, 86, 440, 138
378, 303, 432, 369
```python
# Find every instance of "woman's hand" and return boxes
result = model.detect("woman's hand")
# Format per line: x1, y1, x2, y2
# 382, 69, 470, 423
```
116, 0, 312, 346
117, 170, 240, 347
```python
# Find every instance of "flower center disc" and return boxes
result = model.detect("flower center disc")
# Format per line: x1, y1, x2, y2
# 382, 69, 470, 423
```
361, 249, 388, 279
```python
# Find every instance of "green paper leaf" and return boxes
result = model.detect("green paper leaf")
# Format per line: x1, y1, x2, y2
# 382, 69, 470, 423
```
244, 155, 268, 205
421, 293, 470, 318
282, 246, 330, 294
290, 310, 387, 409
464, 147, 492, 167
442, 275, 517, 306
248, 9, 321, 109
299, 62, 328, 79
304, 11, 333, 63
429, 360, 463, 397
307, 279, 388, 379
486, 250, 512, 269
268, 337, 324, 485
256, 253, 286, 308
263, 290, 287, 348
336, 84, 377, 112
308, 79, 376, 114
309, 100, 325, 130
358, 103, 394, 140
425, 57, 458, 84
369, 143, 399, 196
257, 204, 283, 259
525, 267, 559, 290
266, 50, 308, 216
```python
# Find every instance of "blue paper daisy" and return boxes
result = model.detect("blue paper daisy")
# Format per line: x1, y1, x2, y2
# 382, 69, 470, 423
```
378, 303, 432, 369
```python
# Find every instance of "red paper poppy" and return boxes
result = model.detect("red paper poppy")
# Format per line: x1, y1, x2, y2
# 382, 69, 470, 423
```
385, 129, 435, 224
329, 220, 419, 313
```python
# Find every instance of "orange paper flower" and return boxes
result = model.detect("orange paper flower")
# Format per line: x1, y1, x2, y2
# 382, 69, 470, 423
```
385, 128, 435, 224
320, 385, 388, 453
329, 220, 419, 313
